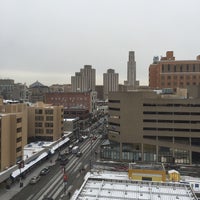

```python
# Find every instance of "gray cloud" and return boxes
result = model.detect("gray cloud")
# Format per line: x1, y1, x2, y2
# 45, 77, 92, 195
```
0, 0, 200, 86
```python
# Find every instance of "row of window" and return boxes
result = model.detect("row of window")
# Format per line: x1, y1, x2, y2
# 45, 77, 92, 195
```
143, 119, 200, 124
143, 127, 200, 132
35, 116, 54, 121
143, 111, 200, 115
35, 122, 54, 127
35, 109, 54, 114
143, 103, 200, 107
50, 97, 88, 101
162, 64, 200, 73
161, 75, 200, 80
35, 129, 53, 134
161, 82, 199, 87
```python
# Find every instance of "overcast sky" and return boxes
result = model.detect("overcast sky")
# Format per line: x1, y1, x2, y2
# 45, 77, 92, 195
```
1, 0, 200, 86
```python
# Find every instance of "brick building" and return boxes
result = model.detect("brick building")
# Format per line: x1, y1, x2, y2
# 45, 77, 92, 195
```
45, 91, 97, 114
149, 51, 200, 90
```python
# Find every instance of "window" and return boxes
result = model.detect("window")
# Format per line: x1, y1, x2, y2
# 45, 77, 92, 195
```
17, 127, 22, 133
16, 137, 22, 143
180, 65, 183, 72
45, 123, 53, 127
17, 118, 22, 123
45, 109, 53, 115
46, 129, 53, 134
174, 65, 176, 72
187, 64, 189, 72
16, 147, 22, 153
35, 116, 44, 121
193, 64, 196, 72
168, 64, 170, 72
46, 116, 53, 121
35, 109, 43, 114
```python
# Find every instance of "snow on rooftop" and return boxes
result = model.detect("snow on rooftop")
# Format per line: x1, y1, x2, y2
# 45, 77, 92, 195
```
71, 170, 197, 200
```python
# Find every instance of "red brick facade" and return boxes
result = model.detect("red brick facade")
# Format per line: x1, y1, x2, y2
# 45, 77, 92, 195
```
149, 51, 200, 90
45, 92, 92, 112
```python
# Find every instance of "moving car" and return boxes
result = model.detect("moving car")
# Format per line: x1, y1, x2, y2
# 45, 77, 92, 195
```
40, 167, 50, 175
29, 175, 41, 184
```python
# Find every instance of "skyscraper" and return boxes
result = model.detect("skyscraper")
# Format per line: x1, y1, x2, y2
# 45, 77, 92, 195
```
71, 65, 96, 92
103, 69, 119, 100
127, 51, 136, 90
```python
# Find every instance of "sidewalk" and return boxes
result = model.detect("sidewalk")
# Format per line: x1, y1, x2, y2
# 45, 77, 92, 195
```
0, 158, 57, 200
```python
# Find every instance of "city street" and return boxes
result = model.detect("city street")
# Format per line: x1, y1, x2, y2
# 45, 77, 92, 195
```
8, 135, 103, 200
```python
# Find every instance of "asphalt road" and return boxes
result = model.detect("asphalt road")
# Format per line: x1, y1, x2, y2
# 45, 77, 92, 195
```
11, 136, 102, 200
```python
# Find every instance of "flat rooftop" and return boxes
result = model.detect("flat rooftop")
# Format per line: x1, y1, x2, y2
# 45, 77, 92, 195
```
71, 170, 197, 200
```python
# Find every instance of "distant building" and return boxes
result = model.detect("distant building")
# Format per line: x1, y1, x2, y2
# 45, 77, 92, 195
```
0, 98, 27, 172
95, 85, 104, 100
105, 90, 200, 164
103, 69, 119, 100
0, 79, 28, 101
63, 108, 89, 129
71, 65, 96, 92
29, 81, 49, 103
28, 102, 63, 142
126, 51, 137, 90
63, 118, 80, 140
49, 84, 72, 93
149, 51, 200, 90
45, 91, 97, 114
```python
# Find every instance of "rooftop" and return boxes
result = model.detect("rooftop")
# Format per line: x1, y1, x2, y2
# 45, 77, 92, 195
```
71, 170, 197, 200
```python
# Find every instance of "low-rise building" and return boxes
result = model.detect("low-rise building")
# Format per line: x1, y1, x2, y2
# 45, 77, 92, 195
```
28, 102, 63, 142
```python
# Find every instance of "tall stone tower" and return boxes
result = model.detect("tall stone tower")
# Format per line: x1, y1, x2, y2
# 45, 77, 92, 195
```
127, 51, 136, 90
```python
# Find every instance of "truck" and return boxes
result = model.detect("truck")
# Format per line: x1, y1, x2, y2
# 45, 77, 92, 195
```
72, 146, 79, 154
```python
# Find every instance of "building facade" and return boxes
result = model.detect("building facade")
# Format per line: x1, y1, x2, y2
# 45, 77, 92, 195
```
0, 79, 29, 101
0, 99, 27, 172
29, 81, 49, 103
103, 69, 119, 100
104, 91, 200, 164
71, 65, 96, 92
149, 51, 200, 90
45, 91, 97, 114
28, 102, 64, 142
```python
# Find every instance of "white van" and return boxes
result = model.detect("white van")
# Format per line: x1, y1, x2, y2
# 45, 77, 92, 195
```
72, 146, 79, 154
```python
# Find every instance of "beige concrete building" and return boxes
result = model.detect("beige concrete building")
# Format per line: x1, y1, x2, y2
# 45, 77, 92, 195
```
103, 69, 119, 100
28, 102, 64, 142
71, 65, 96, 92
0, 99, 27, 172
105, 90, 200, 164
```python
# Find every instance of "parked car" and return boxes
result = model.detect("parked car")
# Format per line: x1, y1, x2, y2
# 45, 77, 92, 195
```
29, 175, 41, 184
76, 151, 83, 157
40, 167, 50, 175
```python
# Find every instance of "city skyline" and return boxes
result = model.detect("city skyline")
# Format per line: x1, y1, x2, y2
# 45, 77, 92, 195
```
1, 0, 200, 86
